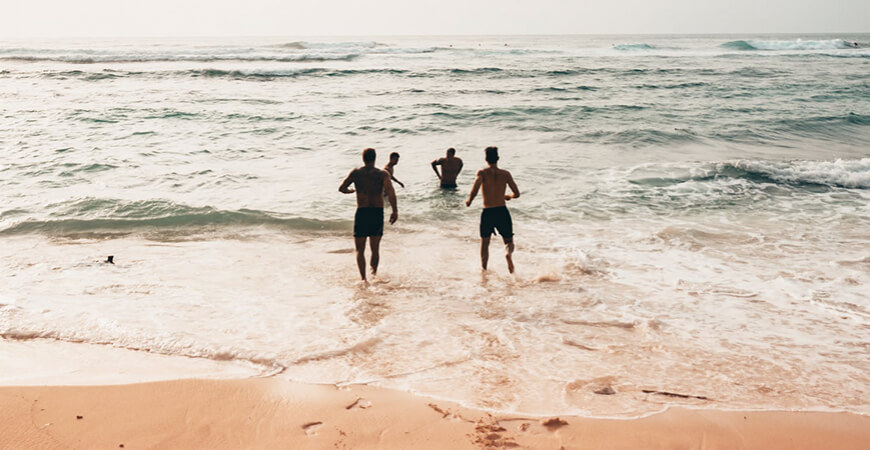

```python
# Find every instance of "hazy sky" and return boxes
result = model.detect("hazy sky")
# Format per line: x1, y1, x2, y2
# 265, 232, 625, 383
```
3, 0, 868, 37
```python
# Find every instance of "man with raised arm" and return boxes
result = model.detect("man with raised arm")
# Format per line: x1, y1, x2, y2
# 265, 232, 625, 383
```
431, 147, 463, 188
339, 148, 398, 281
466, 146, 520, 273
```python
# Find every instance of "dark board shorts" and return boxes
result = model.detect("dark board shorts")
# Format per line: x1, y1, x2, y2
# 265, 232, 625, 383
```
480, 206, 513, 239
440, 183, 458, 189
354, 207, 384, 237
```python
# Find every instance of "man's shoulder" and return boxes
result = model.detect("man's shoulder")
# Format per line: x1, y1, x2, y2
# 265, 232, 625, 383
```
357, 166, 386, 176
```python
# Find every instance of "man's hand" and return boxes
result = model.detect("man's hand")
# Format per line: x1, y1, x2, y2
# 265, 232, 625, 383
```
398, 181, 405, 188
344, 188, 355, 194
389, 210, 398, 224
466, 199, 472, 207
504, 194, 512, 201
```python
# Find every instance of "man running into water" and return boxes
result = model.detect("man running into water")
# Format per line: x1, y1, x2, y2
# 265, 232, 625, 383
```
431, 147, 463, 188
339, 148, 398, 281
384, 152, 405, 188
466, 146, 520, 273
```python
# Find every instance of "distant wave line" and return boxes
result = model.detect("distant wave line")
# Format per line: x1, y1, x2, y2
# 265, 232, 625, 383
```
0, 54, 362, 64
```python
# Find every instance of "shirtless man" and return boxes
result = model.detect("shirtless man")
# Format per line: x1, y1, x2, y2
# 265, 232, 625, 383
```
384, 152, 405, 188
431, 147, 463, 188
339, 148, 398, 281
466, 146, 520, 273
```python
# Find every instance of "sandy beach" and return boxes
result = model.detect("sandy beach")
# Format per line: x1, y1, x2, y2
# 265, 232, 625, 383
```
2, 375, 868, 449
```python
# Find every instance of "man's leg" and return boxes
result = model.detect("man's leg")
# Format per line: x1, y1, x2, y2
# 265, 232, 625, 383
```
503, 238, 515, 274
354, 237, 367, 281
481, 237, 490, 270
369, 236, 381, 276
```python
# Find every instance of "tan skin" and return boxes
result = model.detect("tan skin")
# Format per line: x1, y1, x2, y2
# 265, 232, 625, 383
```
384, 156, 405, 188
339, 161, 398, 281
466, 162, 520, 273
431, 151, 463, 185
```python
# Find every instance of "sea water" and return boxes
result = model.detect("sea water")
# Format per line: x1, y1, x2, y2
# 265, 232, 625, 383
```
0, 34, 868, 417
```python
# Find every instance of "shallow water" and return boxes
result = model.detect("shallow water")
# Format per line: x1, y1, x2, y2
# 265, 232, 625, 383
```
0, 34, 868, 417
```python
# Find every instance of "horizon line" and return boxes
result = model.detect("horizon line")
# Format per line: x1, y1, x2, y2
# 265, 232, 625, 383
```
1, 31, 869, 40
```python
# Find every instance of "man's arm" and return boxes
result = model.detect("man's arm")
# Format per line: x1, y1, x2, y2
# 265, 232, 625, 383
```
505, 171, 520, 201
390, 173, 405, 188
457, 158, 464, 175
339, 170, 356, 194
431, 159, 442, 180
466, 170, 483, 207
383, 172, 399, 224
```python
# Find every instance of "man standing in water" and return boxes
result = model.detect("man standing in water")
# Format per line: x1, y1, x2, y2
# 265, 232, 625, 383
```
431, 147, 463, 188
339, 148, 398, 281
384, 152, 405, 188
466, 146, 520, 273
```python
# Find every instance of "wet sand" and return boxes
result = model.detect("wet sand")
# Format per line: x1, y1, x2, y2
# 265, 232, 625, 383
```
2, 377, 868, 449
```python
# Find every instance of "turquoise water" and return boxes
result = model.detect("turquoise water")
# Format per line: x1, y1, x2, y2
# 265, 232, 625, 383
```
0, 35, 868, 417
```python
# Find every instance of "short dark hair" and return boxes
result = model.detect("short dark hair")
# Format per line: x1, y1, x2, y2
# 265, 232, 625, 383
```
390, 152, 400, 159
447, 147, 456, 156
485, 146, 499, 164
362, 148, 376, 164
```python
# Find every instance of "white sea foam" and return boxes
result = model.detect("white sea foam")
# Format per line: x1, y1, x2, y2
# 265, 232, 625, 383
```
732, 158, 870, 188
740, 38, 856, 51
1, 220, 868, 417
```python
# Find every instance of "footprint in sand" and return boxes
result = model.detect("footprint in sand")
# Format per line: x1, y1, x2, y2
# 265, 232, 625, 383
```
302, 421, 323, 437
345, 398, 372, 410
541, 417, 568, 431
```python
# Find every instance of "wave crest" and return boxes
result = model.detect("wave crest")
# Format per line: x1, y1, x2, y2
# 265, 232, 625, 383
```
721, 39, 858, 51
612, 43, 655, 51
631, 158, 870, 190
0, 199, 348, 238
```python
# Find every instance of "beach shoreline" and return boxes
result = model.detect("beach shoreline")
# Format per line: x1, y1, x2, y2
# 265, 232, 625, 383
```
2, 376, 869, 450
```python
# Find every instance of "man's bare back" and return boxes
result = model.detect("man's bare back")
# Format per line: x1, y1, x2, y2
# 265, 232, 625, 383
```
432, 148, 463, 187
348, 166, 389, 208
476, 166, 518, 209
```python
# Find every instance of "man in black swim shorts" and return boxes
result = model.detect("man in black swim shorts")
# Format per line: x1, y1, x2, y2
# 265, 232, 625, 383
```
431, 147, 463, 188
339, 148, 398, 281
466, 146, 520, 273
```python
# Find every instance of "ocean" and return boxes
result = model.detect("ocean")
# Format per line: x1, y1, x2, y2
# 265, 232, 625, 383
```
0, 34, 868, 417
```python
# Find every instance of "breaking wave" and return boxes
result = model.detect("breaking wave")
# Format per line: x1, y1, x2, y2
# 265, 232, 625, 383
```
721, 39, 859, 51
0, 199, 348, 238
631, 158, 870, 190
612, 43, 655, 51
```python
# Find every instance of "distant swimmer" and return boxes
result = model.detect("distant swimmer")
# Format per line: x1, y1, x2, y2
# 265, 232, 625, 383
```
466, 146, 520, 273
339, 148, 399, 281
384, 152, 405, 189
431, 147, 464, 188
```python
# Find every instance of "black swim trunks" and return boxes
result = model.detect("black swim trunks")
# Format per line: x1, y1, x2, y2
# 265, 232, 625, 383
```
440, 183, 458, 189
480, 206, 513, 239
354, 207, 384, 237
